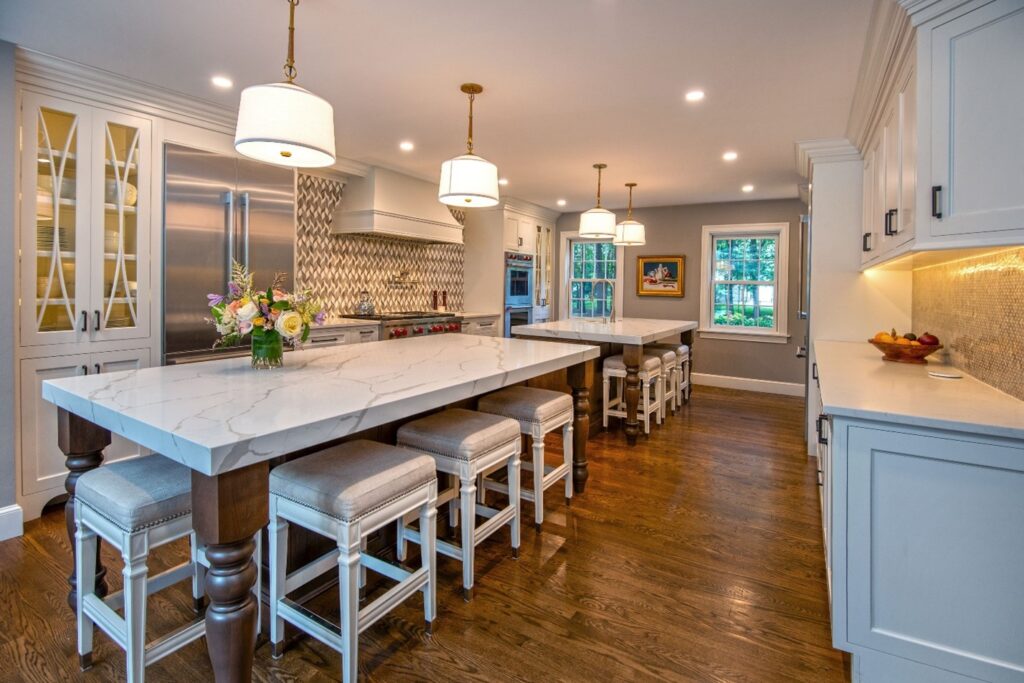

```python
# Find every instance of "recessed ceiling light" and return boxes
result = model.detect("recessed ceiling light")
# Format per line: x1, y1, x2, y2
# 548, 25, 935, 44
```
498, 178, 509, 186
399, 140, 415, 152
211, 75, 233, 89
722, 151, 738, 161
742, 184, 755, 193
557, 199, 567, 207
684, 89, 705, 103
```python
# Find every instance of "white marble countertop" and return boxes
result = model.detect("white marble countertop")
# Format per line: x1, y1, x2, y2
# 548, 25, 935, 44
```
42, 335, 600, 476
318, 317, 380, 329
815, 340, 1024, 440
511, 318, 697, 345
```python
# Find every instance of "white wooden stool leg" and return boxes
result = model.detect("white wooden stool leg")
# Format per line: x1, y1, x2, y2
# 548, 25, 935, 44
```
602, 374, 610, 428
189, 532, 206, 613
477, 472, 488, 506
563, 422, 574, 505
269, 498, 289, 658
532, 433, 545, 531
448, 497, 460, 531
122, 535, 149, 683
657, 373, 665, 425
396, 514, 408, 563
359, 537, 367, 590
338, 528, 361, 683
74, 506, 96, 671
508, 452, 521, 557
459, 476, 477, 601
420, 502, 437, 632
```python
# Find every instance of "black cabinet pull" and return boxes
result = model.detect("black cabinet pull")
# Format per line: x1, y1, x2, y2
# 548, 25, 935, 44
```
931, 185, 943, 219
862, 233, 872, 252
94, 310, 101, 331
816, 415, 829, 445
80, 365, 88, 375
80, 311, 88, 332
94, 363, 101, 375
884, 210, 892, 236
812, 362, 818, 381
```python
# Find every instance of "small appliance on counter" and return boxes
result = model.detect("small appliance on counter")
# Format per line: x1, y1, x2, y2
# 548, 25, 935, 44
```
355, 290, 375, 316
345, 311, 464, 339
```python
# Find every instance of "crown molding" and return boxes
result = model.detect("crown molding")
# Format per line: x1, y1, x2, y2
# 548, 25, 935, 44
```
501, 196, 561, 223
897, 0, 979, 25
845, 0, 915, 152
15, 47, 370, 177
794, 138, 861, 177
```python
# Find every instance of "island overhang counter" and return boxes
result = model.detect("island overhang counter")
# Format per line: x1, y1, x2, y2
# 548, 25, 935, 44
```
42, 334, 599, 683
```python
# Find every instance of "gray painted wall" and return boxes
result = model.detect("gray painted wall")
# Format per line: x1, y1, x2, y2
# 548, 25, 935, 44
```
555, 198, 808, 384
0, 41, 16, 507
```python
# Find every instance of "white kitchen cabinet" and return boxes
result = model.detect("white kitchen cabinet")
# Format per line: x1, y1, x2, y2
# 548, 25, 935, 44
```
896, 66, 916, 244
304, 324, 379, 348
923, 0, 1024, 241
18, 347, 151, 519
503, 210, 537, 254
462, 314, 500, 337
20, 92, 152, 347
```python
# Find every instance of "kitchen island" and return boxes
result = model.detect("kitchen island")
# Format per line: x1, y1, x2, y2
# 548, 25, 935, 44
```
512, 318, 698, 445
42, 334, 599, 683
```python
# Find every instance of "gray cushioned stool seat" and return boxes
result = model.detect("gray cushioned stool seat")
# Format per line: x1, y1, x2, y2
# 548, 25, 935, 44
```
603, 354, 662, 373
653, 349, 677, 365
76, 454, 191, 531
270, 440, 435, 522
478, 386, 573, 426
397, 409, 519, 461
650, 342, 690, 358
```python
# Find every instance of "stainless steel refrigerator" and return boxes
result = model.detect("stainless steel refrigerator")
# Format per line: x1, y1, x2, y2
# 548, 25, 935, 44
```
163, 143, 295, 364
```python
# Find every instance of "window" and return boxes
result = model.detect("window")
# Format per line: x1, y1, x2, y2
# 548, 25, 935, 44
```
699, 223, 789, 342
568, 240, 617, 318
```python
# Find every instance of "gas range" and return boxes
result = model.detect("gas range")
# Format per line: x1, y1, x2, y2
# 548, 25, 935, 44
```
345, 311, 464, 339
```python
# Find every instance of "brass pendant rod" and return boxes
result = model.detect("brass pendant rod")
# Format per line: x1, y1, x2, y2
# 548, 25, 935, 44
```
625, 182, 637, 218
283, 0, 300, 83
466, 93, 475, 154
593, 163, 607, 208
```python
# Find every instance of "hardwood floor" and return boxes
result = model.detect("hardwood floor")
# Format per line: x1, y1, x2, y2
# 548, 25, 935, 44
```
0, 386, 849, 682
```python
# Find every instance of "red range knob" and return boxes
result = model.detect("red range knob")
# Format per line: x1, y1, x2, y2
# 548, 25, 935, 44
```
413, 326, 424, 334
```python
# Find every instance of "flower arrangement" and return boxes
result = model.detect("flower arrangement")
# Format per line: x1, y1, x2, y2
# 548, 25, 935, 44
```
207, 261, 326, 368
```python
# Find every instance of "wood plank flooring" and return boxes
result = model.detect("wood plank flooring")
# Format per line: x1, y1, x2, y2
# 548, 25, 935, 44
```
0, 386, 849, 682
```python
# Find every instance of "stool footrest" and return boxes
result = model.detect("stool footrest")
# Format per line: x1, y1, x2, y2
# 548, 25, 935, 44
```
359, 566, 429, 634
361, 553, 413, 584
83, 593, 127, 648
100, 560, 194, 612
144, 618, 205, 667
286, 549, 339, 595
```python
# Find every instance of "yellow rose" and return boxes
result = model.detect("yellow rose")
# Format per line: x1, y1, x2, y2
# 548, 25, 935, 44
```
252, 316, 265, 327
274, 310, 303, 339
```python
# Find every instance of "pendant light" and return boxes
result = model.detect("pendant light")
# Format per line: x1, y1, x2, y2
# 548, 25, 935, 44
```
439, 83, 500, 207
234, 0, 336, 168
579, 163, 617, 238
614, 182, 646, 246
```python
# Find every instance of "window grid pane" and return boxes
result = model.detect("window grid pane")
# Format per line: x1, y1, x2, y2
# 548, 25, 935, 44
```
568, 239, 617, 319
711, 235, 778, 329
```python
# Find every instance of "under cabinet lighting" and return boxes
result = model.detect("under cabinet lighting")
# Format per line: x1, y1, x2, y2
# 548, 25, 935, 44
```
498, 178, 509, 186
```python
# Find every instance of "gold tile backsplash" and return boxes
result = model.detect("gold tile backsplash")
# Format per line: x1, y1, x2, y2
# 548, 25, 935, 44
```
912, 247, 1024, 401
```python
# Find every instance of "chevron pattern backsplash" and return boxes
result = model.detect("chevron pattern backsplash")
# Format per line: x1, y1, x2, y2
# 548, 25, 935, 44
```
296, 174, 465, 316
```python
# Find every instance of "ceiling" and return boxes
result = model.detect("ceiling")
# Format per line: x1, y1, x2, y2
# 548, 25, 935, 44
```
0, 0, 872, 212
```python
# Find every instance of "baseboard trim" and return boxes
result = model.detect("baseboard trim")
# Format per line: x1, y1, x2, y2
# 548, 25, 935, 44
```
0, 504, 24, 541
692, 372, 805, 397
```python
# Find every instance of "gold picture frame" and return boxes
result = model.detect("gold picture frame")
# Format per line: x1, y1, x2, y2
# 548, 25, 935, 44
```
637, 256, 684, 297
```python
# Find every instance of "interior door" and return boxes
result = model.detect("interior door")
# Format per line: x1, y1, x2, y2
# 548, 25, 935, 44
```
236, 158, 295, 291
20, 92, 93, 346
929, 0, 1024, 237
163, 143, 237, 359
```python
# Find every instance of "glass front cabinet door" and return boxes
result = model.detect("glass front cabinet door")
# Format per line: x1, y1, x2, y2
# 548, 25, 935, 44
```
20, 92, 150, 346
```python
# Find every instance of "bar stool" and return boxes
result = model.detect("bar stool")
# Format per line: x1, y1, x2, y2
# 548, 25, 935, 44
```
396, 408, 521, 601
477, 386, 573, 531
651, 342, 691, 405
602, 354, 663, 434
651, 348, 678, 415
268, 440, 437, 683
74, 454, 261, 683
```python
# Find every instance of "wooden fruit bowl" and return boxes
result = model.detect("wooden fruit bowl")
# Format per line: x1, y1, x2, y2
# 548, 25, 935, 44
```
868, 339, 943, 364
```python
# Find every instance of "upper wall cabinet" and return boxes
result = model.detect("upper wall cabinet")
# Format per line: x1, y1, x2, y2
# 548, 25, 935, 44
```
859, 0, 1024, 268
20, 92, 152, 346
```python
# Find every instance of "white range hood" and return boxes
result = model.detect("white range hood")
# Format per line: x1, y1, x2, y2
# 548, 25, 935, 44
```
332, 167, 463, 243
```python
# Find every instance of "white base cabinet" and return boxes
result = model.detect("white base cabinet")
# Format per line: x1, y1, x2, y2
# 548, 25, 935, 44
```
462, 314, 500, 337
18, 348, 151, 519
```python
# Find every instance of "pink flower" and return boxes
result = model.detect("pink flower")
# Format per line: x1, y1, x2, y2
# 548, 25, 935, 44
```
237, 320, 253, 335
273, 289, 288, 300
228, 300, 240, 313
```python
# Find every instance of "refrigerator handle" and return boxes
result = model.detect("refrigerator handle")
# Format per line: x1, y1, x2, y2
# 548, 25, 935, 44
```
240, 191, 251, 270
797, 214, 809, 320
223, 191, 235, 284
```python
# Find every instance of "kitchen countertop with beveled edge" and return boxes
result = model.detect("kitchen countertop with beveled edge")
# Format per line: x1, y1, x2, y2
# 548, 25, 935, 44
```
41, 334, 600, 476
815, 340, 1024, 440
511, 318, 698, 346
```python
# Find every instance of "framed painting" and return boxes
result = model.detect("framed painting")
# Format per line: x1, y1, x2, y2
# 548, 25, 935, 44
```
637, 256, 684, 297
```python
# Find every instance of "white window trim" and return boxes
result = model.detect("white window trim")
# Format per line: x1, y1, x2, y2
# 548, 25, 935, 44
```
558, 231, 624, 320
699, 222, 790, 344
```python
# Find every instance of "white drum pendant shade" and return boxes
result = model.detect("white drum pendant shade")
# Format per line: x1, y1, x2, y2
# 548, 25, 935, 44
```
438, 153, 500, 207
614, 219, 646, 245
235, 82, 336, 168
579, 207, 617, 238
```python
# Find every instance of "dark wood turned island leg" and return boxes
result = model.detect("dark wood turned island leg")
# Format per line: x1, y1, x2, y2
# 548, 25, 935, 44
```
566, 360, 594, 494
622, 344, 643, 446
193, 462, 269, 683
58, 408, 111, 611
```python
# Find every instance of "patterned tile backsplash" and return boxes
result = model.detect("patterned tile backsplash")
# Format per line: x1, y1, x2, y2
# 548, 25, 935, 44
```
913, 247, 1024, 401
295, 174, 464, 316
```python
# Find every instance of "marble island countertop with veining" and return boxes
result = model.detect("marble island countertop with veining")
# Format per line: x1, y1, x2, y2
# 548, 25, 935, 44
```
42, 335, 600, 476
511, 318, 697, 345
815, 340, 1024, 440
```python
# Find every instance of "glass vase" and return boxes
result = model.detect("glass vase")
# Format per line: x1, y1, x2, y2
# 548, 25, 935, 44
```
251, 330, 284, 369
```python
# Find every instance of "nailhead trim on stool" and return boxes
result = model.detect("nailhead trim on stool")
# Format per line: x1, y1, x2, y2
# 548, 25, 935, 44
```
477, 386, 574, 531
